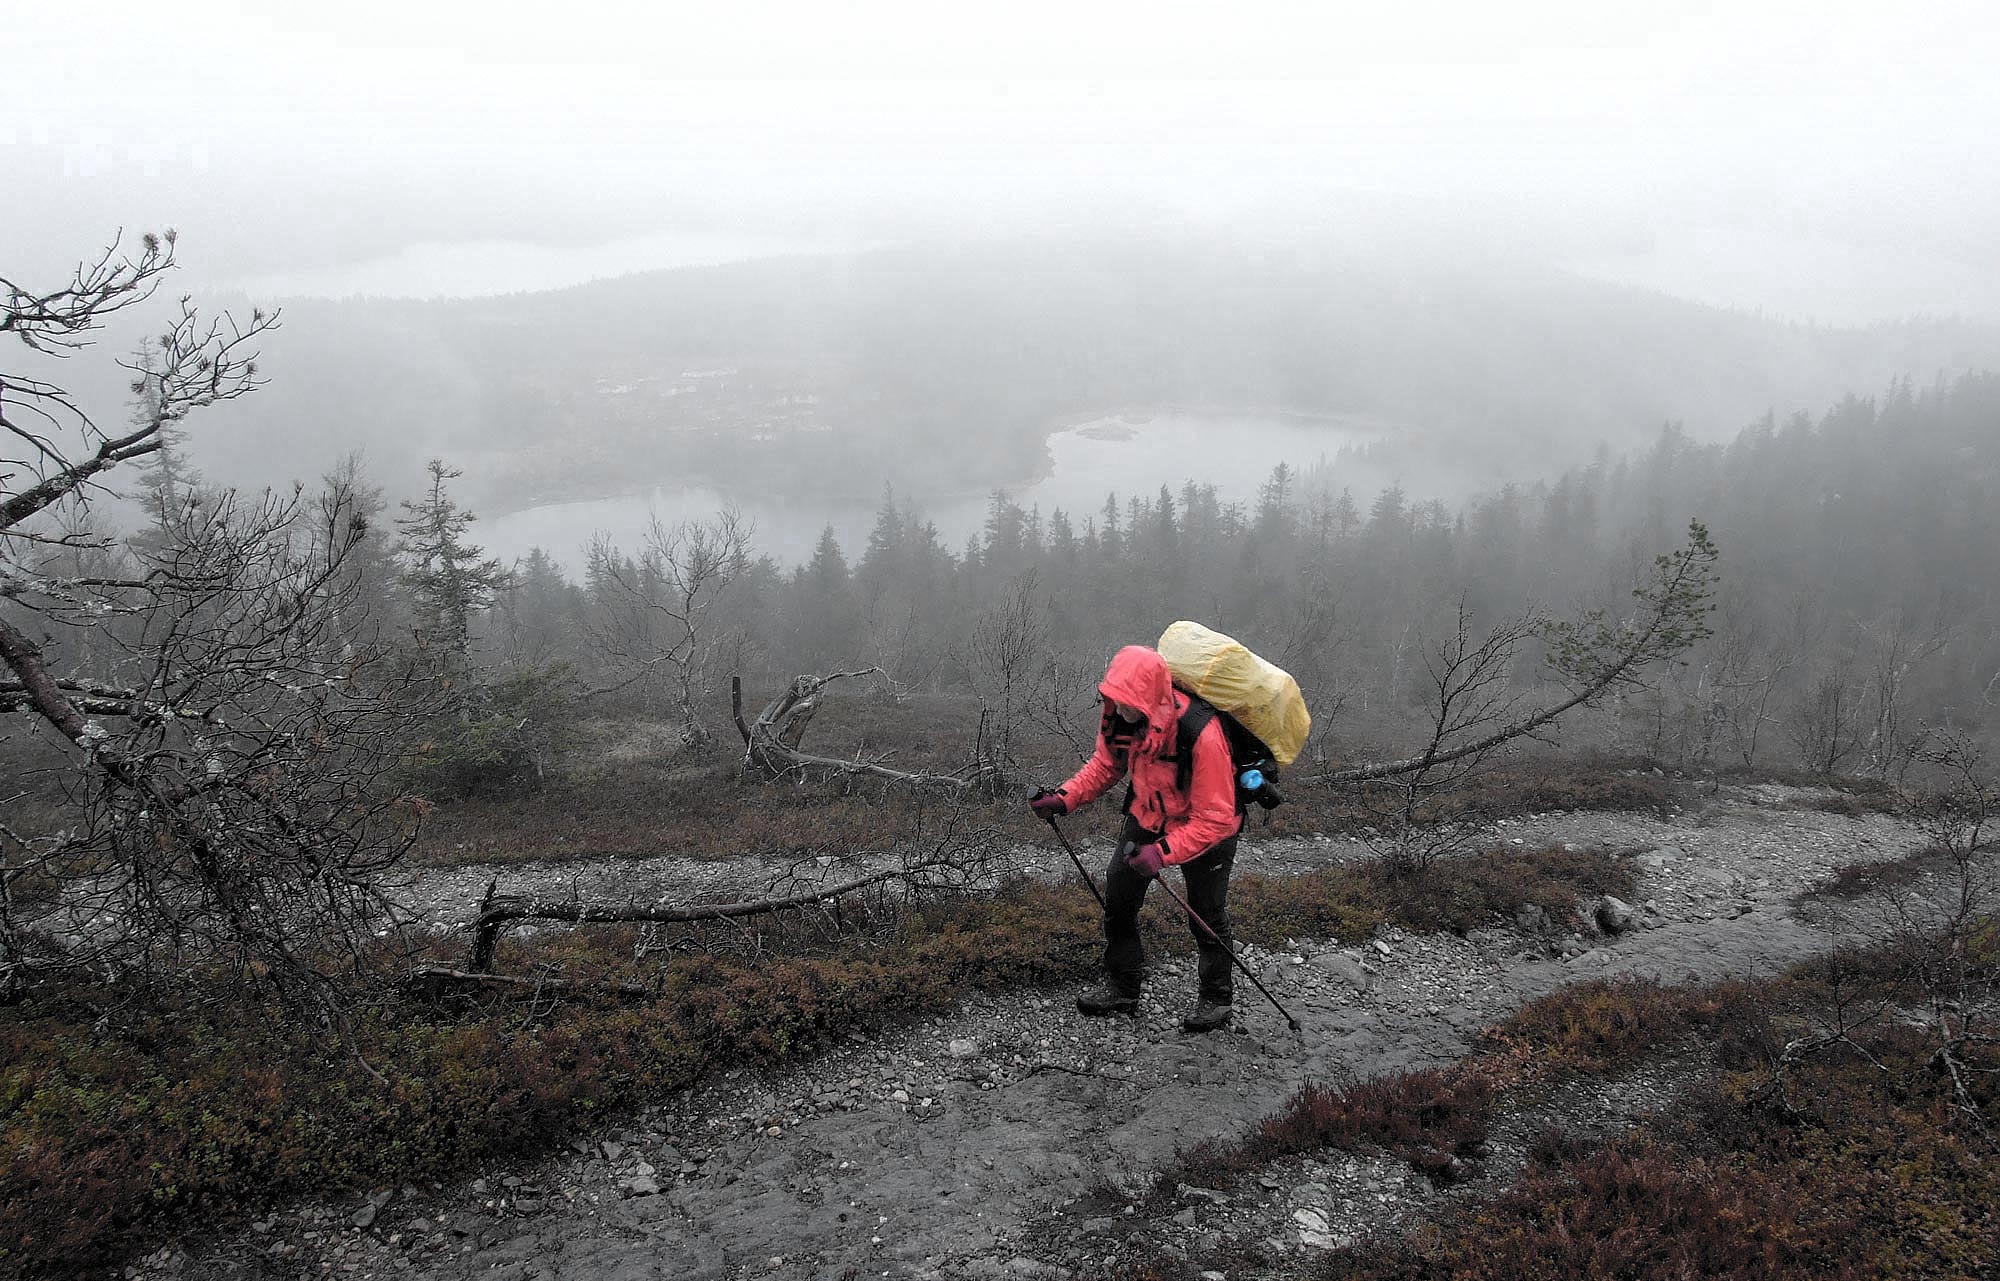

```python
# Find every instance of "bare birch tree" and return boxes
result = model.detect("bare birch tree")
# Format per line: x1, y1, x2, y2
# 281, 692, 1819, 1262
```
1, 234, 430, 1022
1356, 603, 1544, 876
1318, 520, 1720, 786
958, 568, 1048, 782
583, 510, 752, 746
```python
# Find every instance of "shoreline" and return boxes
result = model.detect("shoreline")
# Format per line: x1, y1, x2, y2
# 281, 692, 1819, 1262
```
476, 402, 1397, 521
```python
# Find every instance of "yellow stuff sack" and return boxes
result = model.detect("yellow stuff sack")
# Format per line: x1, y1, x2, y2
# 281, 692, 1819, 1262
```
1155, 620, 1312, 766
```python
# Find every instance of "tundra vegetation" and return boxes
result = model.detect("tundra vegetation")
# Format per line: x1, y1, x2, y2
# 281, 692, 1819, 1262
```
1120, 849, 1999, 1279
2, 236, 1996, 1277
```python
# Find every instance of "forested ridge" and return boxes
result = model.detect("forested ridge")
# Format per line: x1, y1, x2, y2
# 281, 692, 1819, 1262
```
154, 240, 2000, 514
452, 369, 2000, 785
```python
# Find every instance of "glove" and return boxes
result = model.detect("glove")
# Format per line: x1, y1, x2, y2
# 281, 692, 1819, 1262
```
1125, 841, 1168, 880
1028, 787, 1068, 819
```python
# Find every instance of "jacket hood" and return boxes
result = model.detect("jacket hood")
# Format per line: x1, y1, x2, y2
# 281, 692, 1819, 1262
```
1099, 646, 1181, 756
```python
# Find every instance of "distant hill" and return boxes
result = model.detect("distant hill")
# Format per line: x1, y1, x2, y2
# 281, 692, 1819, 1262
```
176, 236, 2000, 511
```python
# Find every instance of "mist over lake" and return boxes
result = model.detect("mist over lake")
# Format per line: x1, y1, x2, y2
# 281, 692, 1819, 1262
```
480, 409, 1408, 569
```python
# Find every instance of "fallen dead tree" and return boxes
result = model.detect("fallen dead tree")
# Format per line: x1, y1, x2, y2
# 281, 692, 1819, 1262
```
420, 684, 1019, 993
731, 668, 1000, 791
428, 801, 1013, 989
408, 966, 660, 999
457, 865, 917, 973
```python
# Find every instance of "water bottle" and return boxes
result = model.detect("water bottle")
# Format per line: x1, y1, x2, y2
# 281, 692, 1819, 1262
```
1239, 764, 1284, 810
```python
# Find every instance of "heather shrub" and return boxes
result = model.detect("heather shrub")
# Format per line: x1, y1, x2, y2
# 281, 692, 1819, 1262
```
1483, 978, 1706, 1072
1323, 1139, 1870, 1281
0, 914, 1089, 1277
1807, 843, 1958, 901
1323, 1029, 2000, 1281
414, 754, 1680, 868
1374, 844, 1636, 936
1317, 936, 1999, 1281
1479, 975, 1793, 1082
1166, 1068, 1494, 1198
0, 843, 1628, 1276
1437, 765, 1676, 821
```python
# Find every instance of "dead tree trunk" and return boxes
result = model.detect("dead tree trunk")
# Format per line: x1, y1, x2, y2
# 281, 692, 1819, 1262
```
464, 864, 914, 972
450, 801, 1010, 983
730, 670, 991, 790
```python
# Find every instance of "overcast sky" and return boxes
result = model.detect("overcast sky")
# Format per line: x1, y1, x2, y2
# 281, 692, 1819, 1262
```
9, 1, 1999, 317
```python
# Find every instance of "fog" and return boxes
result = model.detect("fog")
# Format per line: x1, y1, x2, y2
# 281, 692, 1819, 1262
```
15, 16, 2000, 1249
12, 1, 2000, 317
10, 1, 2000, 562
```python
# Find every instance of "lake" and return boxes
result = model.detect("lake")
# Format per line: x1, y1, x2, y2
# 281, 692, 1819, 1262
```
479, 410, 1409, 572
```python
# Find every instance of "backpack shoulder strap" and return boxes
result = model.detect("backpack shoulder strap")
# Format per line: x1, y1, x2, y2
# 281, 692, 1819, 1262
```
1172, 691, 1218, 795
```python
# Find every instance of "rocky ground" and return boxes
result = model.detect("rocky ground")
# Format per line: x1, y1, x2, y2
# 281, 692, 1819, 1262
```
131, 781, 1916, 1281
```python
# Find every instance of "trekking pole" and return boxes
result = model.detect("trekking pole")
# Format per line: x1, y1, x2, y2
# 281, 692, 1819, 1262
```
1040, 808, 1106, 911
1125, 840, 1303, 1034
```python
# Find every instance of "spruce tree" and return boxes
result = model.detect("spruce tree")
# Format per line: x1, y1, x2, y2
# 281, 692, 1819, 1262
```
394, 459, 508, 676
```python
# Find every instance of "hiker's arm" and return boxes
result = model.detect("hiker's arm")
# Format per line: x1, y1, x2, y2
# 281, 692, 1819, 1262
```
1162, 719, 1241, 864
1059, 710, 1127, 807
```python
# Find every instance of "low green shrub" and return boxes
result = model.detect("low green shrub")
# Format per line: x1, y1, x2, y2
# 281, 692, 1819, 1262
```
1478, 977, 1784, 1075
0, 929, 1070, 1277
1806, 844, 1951, 901
409, 763, 1034, 864
400, 662, 583, 801
1436, 764, 1677, 821
1256, 761, 1677, 839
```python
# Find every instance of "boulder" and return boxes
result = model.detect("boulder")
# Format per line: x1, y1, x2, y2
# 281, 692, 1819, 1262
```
1594, 895, 1637, 934
351, 1186, 395, 1228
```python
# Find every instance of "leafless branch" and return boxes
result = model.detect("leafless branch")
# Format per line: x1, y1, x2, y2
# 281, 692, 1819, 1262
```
3, 286, 278, 535
0, 229, 177, 354
456, 794, 1013, 979
1318, 521, 1719, 785
579, 511, 751, 745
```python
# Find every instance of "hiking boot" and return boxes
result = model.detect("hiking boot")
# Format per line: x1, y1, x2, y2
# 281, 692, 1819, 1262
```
1182, 999, 1233, 1033
1075, 982, 1140, 1016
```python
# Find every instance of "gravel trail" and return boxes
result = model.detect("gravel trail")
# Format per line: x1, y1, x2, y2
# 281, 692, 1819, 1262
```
139, 784, 1914, 1281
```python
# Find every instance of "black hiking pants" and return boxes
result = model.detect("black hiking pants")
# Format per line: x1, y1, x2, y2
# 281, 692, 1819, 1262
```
1101, 814, 1237, 1003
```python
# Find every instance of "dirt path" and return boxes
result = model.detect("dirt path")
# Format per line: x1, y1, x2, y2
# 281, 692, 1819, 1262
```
142, 786, 1913, 1281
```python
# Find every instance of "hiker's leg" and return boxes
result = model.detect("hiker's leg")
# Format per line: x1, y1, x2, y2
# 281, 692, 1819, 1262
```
1099, 814, 1154, 996
1182, 834, 1238, 1004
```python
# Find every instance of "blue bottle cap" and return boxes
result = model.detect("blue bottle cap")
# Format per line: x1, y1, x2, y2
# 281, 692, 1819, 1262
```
1239, 768, 1264, 791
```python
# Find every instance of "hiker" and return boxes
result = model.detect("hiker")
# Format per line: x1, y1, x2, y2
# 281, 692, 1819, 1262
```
1028, 644, 1244, 1032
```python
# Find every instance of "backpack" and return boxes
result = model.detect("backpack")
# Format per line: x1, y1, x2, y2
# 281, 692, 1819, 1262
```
1169, 690, 1286, 811
1154, 620, 1311, 765
1156, 620, 1312, 812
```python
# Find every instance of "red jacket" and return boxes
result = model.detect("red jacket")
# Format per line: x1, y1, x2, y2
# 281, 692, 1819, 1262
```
1057, 646, 1242, 865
